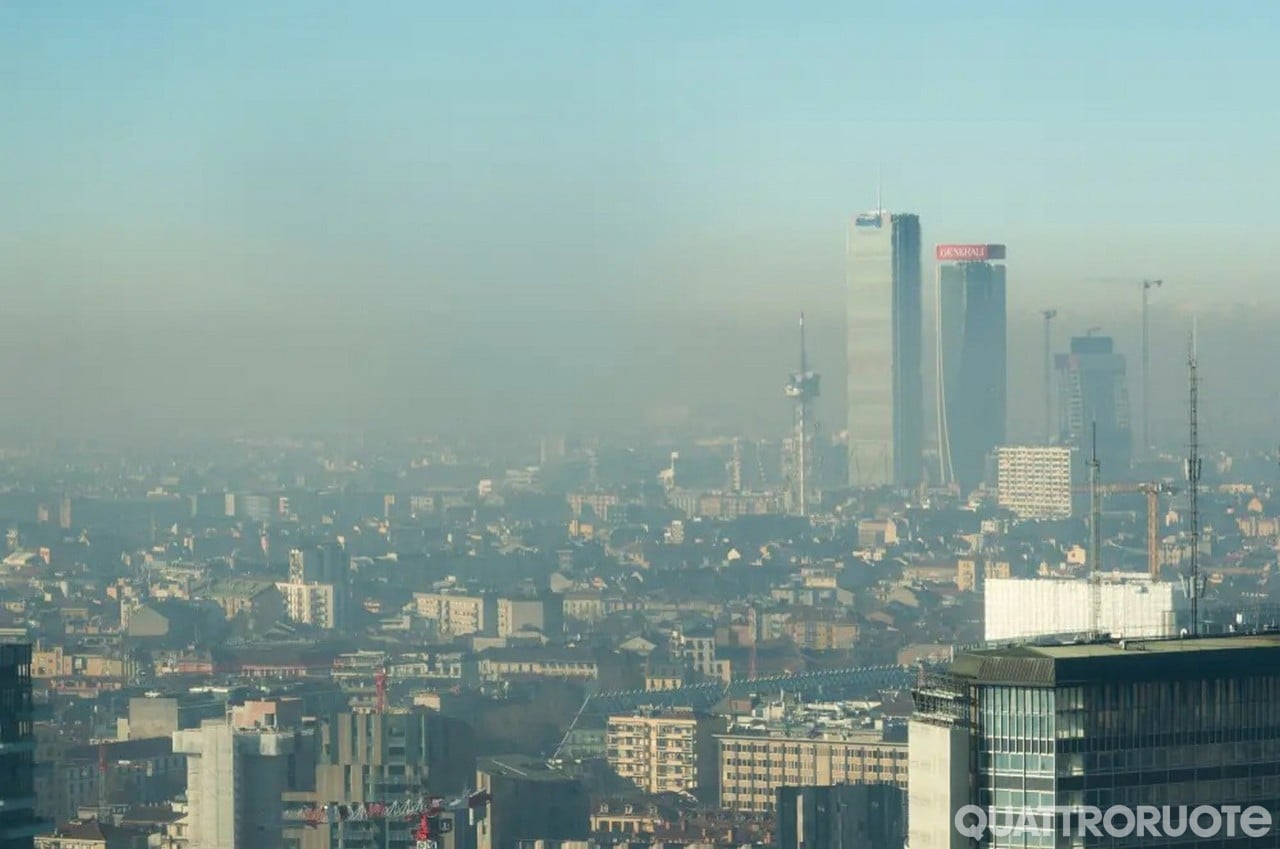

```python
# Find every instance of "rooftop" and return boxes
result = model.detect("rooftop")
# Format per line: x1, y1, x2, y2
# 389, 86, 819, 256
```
952, 632, 1280, 686
479, 755, 579, 783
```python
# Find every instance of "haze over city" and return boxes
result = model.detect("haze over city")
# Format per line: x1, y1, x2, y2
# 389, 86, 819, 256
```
12, 6, 1280, 849
5, 1, 1280, 444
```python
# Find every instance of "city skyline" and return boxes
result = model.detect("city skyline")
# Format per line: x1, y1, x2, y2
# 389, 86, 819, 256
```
9, 5, 1280, 849
4, 3, 1280, 446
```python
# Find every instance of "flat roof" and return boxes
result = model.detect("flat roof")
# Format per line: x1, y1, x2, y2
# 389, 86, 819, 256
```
951, 633, 1280, 687
479, 755, 577, 782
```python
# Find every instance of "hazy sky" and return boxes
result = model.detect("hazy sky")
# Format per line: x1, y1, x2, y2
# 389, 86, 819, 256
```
4, 2, 1280, 442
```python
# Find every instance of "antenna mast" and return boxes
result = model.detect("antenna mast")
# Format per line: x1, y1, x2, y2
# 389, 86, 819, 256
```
784, 313, 820, 517
1187, 330, 1202, 636
1089, 422, 1103, 638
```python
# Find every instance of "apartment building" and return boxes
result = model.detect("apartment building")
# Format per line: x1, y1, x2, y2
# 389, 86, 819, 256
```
995, 446, 1072, 520
605, 709, 725, 801
276, 581, 347, 631
413, 592, 494, 638
715, 701, 908, 813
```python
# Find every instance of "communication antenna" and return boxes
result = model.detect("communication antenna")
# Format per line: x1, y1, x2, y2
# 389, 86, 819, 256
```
1186, 326, 1202, 635
1089, 422, 1103, 638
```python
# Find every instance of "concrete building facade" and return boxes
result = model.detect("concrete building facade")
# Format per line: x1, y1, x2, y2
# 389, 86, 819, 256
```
605, 709, 724, 800
995, 446, 1073, 520
171, 721, 309, 849
414, 593, 494, 638
716, 730, 908, 813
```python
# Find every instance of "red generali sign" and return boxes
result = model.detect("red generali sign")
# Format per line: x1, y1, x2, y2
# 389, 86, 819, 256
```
936, 244, 1006, 262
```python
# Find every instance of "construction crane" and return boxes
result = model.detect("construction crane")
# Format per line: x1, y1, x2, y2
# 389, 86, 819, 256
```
1040, 309, 1058, 444
1071, 480, 1176, 580
1141, 280, 1164, 459
1080, 277, 1164, 458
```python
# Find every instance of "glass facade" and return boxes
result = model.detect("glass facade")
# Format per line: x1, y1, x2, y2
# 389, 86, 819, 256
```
937, 260, 1007, 492
847, 212, 922, 488
978, 686, 1058, 849
974, 673, 1280, 848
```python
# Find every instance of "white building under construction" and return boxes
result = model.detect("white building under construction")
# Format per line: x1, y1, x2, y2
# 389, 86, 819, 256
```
984, 575, 1193, 642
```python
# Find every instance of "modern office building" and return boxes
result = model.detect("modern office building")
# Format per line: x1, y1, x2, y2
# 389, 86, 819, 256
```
0, 643, 44, 849
172, 720, 311, 849
995, 446, 1074, 519
475, 757, 589, 849
847, 210, 923, 488
605, 708, 725, 800
909, 634, 1280, 849
1056, 334, 1132, 474
984, 575, 1192, 642
935, 243, 1007, 493
775, 784, 906, 849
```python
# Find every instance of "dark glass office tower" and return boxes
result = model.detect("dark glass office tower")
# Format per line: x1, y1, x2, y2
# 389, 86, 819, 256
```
847, 211, 923, 488
0, 644, 41, 849
935, 245, 1007, 493
910, 634, 1280, 849
1056, 334, 1132, 474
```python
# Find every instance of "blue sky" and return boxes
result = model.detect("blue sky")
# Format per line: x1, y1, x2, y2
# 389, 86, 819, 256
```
5, 1, 1279, 316
3, 2, 1279, 439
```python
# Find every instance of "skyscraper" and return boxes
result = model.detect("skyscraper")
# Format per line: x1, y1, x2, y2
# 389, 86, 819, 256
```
909, 634, 1280, 849
1056, 333, 1132, 474
847, 211, 923, 488
935, 244, 1007, 492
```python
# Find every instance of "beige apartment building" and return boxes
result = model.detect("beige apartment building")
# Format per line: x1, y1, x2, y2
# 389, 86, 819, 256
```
716, 730, 908, 812
413, 591, 492, 637
605, 709, 725, 801
276, 580, 347, 630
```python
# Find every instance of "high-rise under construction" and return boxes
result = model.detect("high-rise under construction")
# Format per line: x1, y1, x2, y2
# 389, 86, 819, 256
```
1056, 333, 1132, 474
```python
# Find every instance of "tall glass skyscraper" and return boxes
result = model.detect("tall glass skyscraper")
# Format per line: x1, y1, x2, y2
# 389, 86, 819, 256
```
846, 211, 922, 488
935, 244, 1007, 493
1056, 334, 1132, 474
